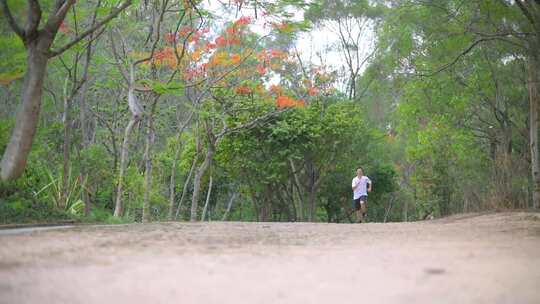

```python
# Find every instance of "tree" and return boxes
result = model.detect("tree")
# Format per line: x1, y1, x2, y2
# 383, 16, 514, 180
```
305, 0, 384, 100
0, 0, 132, 181
368, 0, 537, 214
176, 16, 301, 221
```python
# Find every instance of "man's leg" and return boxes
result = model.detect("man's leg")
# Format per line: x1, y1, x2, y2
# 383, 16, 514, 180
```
354, 199, 362, 223
360, 197, 368, 221
356, 209, 363, 223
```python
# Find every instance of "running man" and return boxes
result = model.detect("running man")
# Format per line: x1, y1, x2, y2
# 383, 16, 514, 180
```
352, 167, 372, 223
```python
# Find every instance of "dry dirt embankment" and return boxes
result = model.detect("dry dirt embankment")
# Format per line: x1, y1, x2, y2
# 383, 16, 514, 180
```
1, 212, 539, 304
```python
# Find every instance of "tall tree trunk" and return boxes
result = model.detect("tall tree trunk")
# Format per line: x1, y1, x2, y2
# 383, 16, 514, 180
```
249, 192, 260, 221
289, 159, 304, 221
1, 45, 49, 180
221, 191, 237, 221
168, 145, 181, 220
402, 196, 408, 222
142, 115, 155, 223
175, 123, 201, 220
60, 83, 72, 209
0, 0, 131, 181
200, 175, 213, 221
168, 111, 195, 220
79, 81, 92, 216
284, 181, 297, 221
528, 53, 540, 209
114, 116, 139, 217
78, 8, 100, 216
262, 191, 272, 221
190, 144, 215, 221
114, 65, 143, 217
174, 153, 198, 220
308, 182, 320, 222
385, 194, 398, 223
307, 163, 321, 222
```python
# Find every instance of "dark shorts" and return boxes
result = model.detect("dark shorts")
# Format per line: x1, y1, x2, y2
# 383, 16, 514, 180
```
353, 195, 368, 210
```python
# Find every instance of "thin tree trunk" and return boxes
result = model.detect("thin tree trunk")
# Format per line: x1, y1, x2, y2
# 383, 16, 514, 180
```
289, 159, 304, 221
168, 111, 195, 220
190, 145, 215, 221
283, 181, 297, 221
79, 81, 92, 216
1, 45, 49, 180
308, 185, 316, 221
175, 122, 201, 220
60, 80, 72, 209
78, 4, 101, 216
142, 114, 155, 223
249, 191, 261, 221
200, 175, 213, 221
221, 191, 237, 221
307, 164, 321, 222
402, 195, 408, 222
113, 65, 143, 217
114, 117, 139, 217
168, 145, 181, 220
308, 183, 320, 222
175, 153, 198, 220
384, 195, 396, 223
528, 53, 540, 209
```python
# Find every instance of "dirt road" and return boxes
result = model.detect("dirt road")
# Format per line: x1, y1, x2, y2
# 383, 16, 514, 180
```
1, 212, 539, 304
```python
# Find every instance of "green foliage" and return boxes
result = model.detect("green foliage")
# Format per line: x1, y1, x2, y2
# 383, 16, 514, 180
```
0, 177, 73, 224
0, 119, 14, 152
305, 0, 385, 22
370, 0, 533, 216
139, 80, 185, 96
217, 97, 397, 222
2, 0, 534, 225
78, 207, 133, 224
0, 35, 25, 85
34, 166, 85, 215
0, 196, 72, 224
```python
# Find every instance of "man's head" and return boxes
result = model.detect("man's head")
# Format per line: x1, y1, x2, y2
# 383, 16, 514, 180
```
356, 167, 364, 177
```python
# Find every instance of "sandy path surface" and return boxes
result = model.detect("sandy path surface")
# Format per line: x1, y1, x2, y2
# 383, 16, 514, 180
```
1, 212, 539, 304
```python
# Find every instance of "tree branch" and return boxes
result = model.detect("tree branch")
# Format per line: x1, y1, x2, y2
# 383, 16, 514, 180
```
0, 0, 25, 40
133, 0, 167, 66
516, 0, 536, 28
49, 0, 132, 58
108, 29, 129, 83
25, 0, 42, 37
418, 37, 500, 77
45, 0, 76, 34
217, 108, 288, 140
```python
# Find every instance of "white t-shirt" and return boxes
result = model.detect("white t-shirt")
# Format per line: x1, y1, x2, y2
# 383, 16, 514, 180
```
352, 176, 371, 199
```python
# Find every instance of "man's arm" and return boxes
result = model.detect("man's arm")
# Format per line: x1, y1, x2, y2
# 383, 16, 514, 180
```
352, 179, 359, 191
368, 179, 372, 192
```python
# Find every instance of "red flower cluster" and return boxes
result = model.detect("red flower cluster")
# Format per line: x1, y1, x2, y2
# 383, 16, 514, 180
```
276, 96, 304, 108
179, 26, 194, 37
213, 17, 252, 48
164, 32, 178, 43
269, 84, 283, 95
215, 35, 242, 47
234, 16, 252, 26
307, 87, 320, 96
256, 64, 266, 75
183, 64, 207, 81
235, 85, 252, 95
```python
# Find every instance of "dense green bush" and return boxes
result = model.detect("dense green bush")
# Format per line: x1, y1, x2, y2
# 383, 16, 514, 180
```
0, 182, 72, 224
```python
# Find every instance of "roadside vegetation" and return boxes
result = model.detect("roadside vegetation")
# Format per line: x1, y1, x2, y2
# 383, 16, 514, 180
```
1, 0, 538, 224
